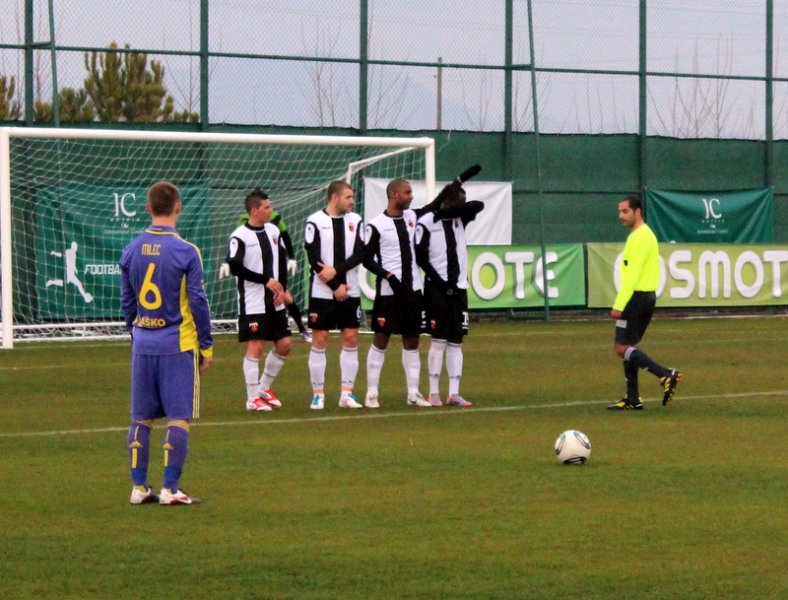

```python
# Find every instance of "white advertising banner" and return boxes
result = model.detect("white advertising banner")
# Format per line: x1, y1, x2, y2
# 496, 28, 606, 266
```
363, 178, 512, 245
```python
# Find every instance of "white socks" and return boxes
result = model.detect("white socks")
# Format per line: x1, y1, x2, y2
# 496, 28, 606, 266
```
401, 348, 421, 396
308, 347, 327, 394
243, 356, 260, 400
366, 345, 386, 394
340, 346, 359, 391
309, 346, 359, 395
428, 340, 447, 396
446, 343, 463, 396
260, 351, 287, 391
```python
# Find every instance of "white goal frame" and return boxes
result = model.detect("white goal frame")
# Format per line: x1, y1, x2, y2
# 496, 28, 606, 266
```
0, 126, 435, 349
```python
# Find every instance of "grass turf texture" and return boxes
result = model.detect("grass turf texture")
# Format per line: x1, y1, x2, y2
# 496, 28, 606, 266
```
0, 317, 786, 599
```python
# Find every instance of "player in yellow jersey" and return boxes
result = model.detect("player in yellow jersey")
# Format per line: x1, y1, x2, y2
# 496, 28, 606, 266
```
608, 195, 681, 410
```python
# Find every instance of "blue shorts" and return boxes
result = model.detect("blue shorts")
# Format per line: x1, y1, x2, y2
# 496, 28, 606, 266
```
131, 350, 200, 421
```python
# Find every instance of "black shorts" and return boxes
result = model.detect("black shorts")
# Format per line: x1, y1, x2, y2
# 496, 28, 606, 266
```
238, 310, 292, 342
614, 291, 656, 346
308, 297, 362, 331
423, 281, 469, 340
371, 290, 425, 336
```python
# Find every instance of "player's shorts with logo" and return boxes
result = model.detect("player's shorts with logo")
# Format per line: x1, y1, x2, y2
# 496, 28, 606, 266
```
423, 280, 469, 340
131, 350, 200, 420
238, 310, 292, 342
614, 290, 656, 346
371, 289, 425, 336
308, 297, 362, 331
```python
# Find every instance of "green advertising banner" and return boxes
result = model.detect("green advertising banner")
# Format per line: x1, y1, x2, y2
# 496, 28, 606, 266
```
360, 243, 586, 309
645, 188, 773, 243
587, 242, 788, 308
36, 182, 211, 319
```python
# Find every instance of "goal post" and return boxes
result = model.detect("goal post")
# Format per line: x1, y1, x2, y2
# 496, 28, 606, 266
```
0, 126, 435, 348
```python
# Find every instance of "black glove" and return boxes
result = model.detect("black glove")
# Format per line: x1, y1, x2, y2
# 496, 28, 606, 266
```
428, 277, 449, 293
457, 164, 481, 183
386, 274, 403, 294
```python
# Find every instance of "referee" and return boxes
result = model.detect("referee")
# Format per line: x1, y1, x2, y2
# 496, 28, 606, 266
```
608, 194, 682, 410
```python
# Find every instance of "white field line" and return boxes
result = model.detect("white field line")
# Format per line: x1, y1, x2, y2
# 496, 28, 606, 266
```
1, 390, 786, 439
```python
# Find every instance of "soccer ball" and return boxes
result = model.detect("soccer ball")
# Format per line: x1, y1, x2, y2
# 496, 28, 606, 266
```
554, 430, 591, 465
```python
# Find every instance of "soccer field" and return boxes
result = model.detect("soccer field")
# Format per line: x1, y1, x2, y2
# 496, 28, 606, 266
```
1, 317, 786, 599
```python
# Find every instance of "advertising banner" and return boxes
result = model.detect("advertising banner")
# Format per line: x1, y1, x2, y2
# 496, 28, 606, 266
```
36, 182, 211, 319
364, 178, 513, 245
360, 243, 586, 309
587, 242, 788, 308
645, 188, 773, 243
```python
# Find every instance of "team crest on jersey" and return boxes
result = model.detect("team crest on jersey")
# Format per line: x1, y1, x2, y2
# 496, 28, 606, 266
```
348, 223, 355, 232
377, 317, 386, 327
407, 219, 414, 228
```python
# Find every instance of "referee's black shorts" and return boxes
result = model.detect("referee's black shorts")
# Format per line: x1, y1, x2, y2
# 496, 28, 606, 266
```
614, 291, 656, 346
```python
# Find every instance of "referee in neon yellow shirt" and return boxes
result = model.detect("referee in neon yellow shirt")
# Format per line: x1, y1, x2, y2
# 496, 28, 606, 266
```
608, 195, 682, 410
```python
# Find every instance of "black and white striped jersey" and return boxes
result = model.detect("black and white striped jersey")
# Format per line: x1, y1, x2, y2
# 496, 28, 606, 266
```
364, 209, 423, 296
227, 222, 287, 315
304, 210, 364, 300
415, 201, 484, 290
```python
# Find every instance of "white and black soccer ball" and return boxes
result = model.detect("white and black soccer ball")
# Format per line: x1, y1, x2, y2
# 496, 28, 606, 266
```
554, 430, 591, 465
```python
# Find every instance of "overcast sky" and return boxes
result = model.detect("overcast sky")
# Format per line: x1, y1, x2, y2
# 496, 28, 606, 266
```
2, 1, 787, 138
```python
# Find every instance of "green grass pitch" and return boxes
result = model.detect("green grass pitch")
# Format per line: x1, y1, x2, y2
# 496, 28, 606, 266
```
1, 317, 786, 599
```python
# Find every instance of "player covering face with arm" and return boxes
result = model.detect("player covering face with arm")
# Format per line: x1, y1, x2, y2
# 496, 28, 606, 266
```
415, 165, 483, 407
361, 173, 470, 408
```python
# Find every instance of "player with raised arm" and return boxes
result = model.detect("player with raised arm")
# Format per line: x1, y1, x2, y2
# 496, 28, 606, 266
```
362, 178, 447, 408
304, 180, 366, 410
227, 188, 292, 412
120, 181, 213, 506
416, 165, 483, 407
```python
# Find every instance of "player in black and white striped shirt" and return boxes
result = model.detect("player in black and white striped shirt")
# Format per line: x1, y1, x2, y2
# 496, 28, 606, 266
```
416, 165, 483, 407
226, 189, 292, 413
362, 178, 448, 408
303, 180, 366, 410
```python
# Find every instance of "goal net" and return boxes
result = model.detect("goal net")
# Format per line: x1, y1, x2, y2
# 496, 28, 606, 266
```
0, 127, 435, 348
